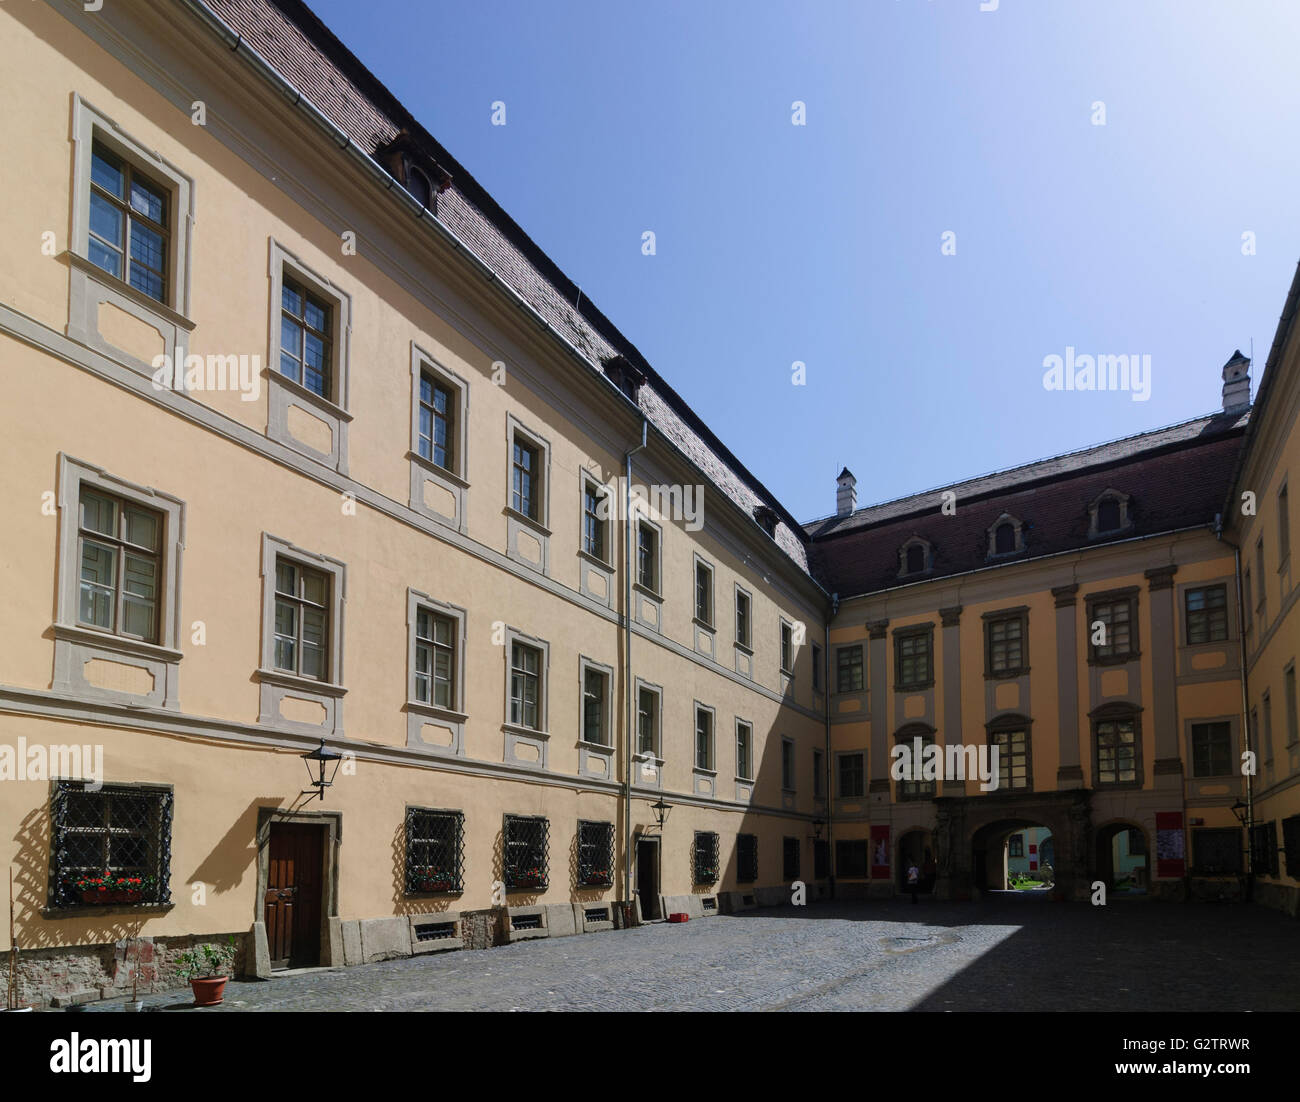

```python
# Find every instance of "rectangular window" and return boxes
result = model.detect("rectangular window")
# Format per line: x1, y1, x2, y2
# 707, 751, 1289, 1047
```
783, 837, 800, 881
736, 721, 752, 780
637, 686, 659, 756
636, 521, 658, 592
577, 820, 614, 887
695, 560, 713, 625
273, 557, 330, 680
780, 621, 794, 673
1008, 834, 1024, 858
503, 815, 549, 891
1185, 585, 1228, 644
897, 733, 936, 800
735, 588, 752, 648
695, 706, 714, 770
1190, 721, 1232, 777
985, 613, 1026, 676
582, 666, 608, 746
836, 839, 868, 878
895, 630, 933, 690
88, 141, 170, 303
1256, 539, 1266, 616
404, 808, 464, 894
1243, 568, 1253, 632
510, 642, 542, 730
414, 607, 456, 709
1191, 828, 1242, 875
511, 435, 540, 520
781, 737, 795, 791
52, 781, 172, 908
1095, 714, 1140, 786
77, 488, 163, 643
813, 748, 824, 798
1250, 821, 1279, 878
1282, 815, 1300, 878
1090, 595, 1136, 662
417, 372, 455, 471
837, 645, 864, 693
838, 753, 865, 798
990, 727, 1030, 790
280, 276, 333, 398
1285, 665, 1298, 746
1279, 484, 1291, 562
812, 643, 823, 691
693, 831, 719, 884
737, 833, 758, 883
582, 480, 608, 561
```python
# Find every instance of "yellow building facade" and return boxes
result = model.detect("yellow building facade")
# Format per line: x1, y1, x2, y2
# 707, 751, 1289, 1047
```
0, 0, 1295, 1008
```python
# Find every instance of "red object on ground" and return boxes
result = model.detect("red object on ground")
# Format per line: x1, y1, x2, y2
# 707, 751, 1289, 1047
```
667, 912, 689, 923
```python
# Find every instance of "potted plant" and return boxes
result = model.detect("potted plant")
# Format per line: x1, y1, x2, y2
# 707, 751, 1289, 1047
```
68, 873, 156, 905
175, 936, 237, 1007
412, 867, 456, 892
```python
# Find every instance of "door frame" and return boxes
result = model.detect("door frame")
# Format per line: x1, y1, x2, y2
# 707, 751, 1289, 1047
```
634, 832, 662, 922
251, 807, 342, 978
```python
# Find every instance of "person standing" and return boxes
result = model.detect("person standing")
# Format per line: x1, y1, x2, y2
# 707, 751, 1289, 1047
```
907, 862, 920, 904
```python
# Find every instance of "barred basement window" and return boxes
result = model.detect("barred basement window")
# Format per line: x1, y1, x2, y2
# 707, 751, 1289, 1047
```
1191, 828, 1242, 875
404, 807, 464, 894
1282, 815, 1300, 878
737, 833, 758, 883
504, 814, 549, 890
51, 781, 172, 908
782, 837, 800, 881
693, 831, 719, 884
1250, 821, 1279, 877
577, 820, 614, 887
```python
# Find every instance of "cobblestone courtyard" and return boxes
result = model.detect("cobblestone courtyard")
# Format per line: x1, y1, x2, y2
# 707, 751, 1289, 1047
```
84, 897, 1300, 1012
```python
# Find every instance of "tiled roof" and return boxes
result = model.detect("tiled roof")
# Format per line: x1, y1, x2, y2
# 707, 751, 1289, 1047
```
203, 0, 812, 574
805, 412, 1248, 599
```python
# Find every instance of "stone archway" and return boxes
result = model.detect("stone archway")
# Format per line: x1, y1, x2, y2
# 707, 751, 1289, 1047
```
1095, 819, 1149, 895
933, 789, 1091, 902
897, 828, 936, 893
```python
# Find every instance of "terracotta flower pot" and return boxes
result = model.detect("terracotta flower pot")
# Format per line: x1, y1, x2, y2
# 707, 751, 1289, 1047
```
190, 976, 228, 1007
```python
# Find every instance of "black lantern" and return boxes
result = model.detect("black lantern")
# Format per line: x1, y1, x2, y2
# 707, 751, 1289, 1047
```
301, 739, 343, 802
1230, 799, 1248, 826
650, 798, 672, 831
810, 818, 825, 840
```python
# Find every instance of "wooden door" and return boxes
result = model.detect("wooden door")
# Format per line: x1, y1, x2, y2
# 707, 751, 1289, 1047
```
636, 838, 659, 919
265, 822, 323, 970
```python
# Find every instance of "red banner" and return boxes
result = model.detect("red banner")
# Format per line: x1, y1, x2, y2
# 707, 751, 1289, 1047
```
1155, 812, 1185, 878
871, 825, 890, 879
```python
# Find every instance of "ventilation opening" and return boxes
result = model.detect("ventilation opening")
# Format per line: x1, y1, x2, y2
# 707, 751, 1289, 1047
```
701, 897, 717, 911
584, 907, 610, 923
413, 921, 456, 942
511, 913, 543, 930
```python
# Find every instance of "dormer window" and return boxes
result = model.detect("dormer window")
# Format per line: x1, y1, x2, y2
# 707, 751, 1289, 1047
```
1088, 489, 1132, 539
898, 536, 932, 577
406, 163, 433, 209
987, 513, 1025, 558
754, 505, 779, 537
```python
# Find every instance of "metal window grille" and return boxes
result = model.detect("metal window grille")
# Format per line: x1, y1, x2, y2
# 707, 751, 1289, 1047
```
693, 831, 719, 884
1282, 816, 1300, 878
577, 820, 614, 887
405, 807, 465, 894
51, 781, 172, 908
1250, 822, 1279, 877
1191, 828, 1242, 875
504, 814, 549, 890
737, 833, 758, 883
782, 837, 800, 881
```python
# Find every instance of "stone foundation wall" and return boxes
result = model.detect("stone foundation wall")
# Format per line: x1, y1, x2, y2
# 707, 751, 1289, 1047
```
14, 934, 247, 1010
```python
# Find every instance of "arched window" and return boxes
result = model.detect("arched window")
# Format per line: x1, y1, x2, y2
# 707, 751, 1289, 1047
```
1088, 489, 1132, 539
898, 536, 932, 577
406, 163, 433, 209
987, 513, 1024, 558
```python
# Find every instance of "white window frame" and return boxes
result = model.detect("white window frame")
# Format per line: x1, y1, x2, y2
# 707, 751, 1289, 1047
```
408, 344, 469, 533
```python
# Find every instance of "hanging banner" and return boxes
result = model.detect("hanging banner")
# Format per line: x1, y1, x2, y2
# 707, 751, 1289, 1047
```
871, 825, 891, 879
1155, 811, 1185, 878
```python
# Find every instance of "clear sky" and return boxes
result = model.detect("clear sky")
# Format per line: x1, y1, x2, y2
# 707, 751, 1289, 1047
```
306, 0, 1300, 523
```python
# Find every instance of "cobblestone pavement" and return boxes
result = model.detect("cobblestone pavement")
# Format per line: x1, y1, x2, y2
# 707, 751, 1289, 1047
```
80, 896, 1300, 1012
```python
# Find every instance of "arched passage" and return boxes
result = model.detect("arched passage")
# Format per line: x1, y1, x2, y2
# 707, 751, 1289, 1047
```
971, 819, 1055, 892
897, 828, 936, 893
1095, 820, 1149, 894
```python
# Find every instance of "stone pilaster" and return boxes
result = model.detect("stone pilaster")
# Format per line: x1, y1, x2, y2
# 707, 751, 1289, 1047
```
939, 606, 962, 797
867, 619, 890, 794
1145, 565, 1182, 787
1052, 584, 1083, 787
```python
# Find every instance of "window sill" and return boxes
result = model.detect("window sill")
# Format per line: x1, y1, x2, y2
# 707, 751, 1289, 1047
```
43, 902, 174, 919
1088, 653, 1141, 667
405, 700, 468, 723
68, 251, 195, 331
693, 766, 717, 777
985, 668, 1030, 680
407, 449, 468, 487
269, 370, 353, 423
503, 721, 549, 740
578, 738, 615, 754
578, 548, 613, 572
255, 667, 347, 698
504, 505, 550, 537
693, 617, 715, 633
895, 682, 935, 693
633, 581, 662, 601
734, 640, 753, 656
53, 622, 183, 662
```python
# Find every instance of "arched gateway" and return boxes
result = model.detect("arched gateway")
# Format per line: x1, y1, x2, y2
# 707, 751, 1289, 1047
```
932, 789, 1092, 901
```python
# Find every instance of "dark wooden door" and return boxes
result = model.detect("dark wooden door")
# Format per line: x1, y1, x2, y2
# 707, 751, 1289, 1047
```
636, 838, 659, 919
265, 823, 323, 970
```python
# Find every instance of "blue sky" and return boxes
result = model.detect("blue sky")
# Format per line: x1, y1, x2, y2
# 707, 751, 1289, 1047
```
307, 0, 1300, 522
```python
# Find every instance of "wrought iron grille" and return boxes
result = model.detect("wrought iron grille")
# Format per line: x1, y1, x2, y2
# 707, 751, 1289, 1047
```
1283, 815, 1300, 878
1250, 821, 1279, 877
783, 837, 800, 881
577, 820, 614, 887
737, 833, 758, 883
51, 781, 172, 908
504, 814, 549, 891
405, 807, 465, 894
693, 831, 719, 884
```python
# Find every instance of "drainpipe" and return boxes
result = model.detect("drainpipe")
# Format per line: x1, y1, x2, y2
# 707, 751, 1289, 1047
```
1215, 515, 1255, 899
623, 417, 648, 911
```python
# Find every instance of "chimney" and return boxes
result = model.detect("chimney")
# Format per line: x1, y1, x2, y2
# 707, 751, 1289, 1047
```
1221, 350, 1251, 414
836, 467, 857, 517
